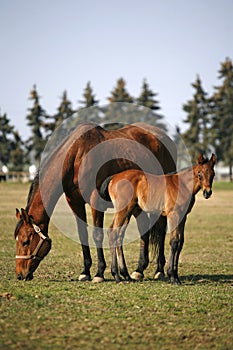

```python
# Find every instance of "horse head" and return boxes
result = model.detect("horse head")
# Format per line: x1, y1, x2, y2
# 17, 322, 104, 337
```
14, 208, 51, 280
196, 153, 216, 199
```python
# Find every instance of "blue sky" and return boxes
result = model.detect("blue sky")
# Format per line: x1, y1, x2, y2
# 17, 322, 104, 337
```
0, 0, 232, 139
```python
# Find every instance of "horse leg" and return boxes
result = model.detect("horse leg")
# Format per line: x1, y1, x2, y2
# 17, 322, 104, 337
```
167, 215, 185, 285
109, 211, 131, 283
91, 208, 106, 283
153, 216, 167, 281
116, 217, 132, 282
66, 196, 92, 281
108, 226, 121, 283
173, 218, 186, 283
131, 208, 150, 281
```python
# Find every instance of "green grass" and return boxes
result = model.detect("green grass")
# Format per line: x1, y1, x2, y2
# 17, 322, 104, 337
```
0, 182, 232, 350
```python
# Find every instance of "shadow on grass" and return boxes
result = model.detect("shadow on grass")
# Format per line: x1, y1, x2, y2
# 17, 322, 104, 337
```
180, 274, 233, 285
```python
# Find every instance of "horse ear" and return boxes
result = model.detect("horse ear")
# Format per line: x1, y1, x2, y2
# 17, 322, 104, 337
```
210, 153, 216, 166
197, 154, 204, 165
16, 208, 21, 221
21, 208, 30, 224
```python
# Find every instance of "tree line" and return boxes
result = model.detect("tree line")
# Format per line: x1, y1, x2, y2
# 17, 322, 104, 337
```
0, 57, 232, 180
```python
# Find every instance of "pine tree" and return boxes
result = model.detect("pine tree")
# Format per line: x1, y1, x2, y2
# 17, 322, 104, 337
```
46, 90, 74, 135
0, 111, 14, 165
210, 58, 233, 181
10, 131, 26, 171
108, 78, 133, 103
79, 82, 98, 108
136, 79, 166, 129
76, 82, 100, 124
104, 78, 134, 125
0, 111, 26, 170
26, 85, 46, 163
182, 76, 211, 161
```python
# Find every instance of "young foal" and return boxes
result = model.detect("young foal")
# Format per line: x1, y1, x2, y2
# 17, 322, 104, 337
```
106, 154, 216, 284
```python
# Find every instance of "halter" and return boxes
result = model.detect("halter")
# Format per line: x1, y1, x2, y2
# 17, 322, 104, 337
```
15, 224, 51, 261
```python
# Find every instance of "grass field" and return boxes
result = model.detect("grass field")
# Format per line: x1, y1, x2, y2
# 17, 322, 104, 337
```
0, 182, 233, 350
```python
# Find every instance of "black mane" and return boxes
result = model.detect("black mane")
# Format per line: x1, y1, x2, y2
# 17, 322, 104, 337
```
26, 172, 39, 211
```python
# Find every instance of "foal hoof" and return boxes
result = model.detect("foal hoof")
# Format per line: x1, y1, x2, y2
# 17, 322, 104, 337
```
92, 276, 105, 283
78, 274, 91, 282
154, 272, 165, 281
130, 271, 144, 282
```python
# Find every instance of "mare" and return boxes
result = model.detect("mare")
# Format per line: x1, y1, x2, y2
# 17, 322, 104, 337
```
103, 154, 216, 284
14, 122, 177, 281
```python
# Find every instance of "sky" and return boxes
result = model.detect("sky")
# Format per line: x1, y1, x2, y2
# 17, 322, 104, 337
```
0, 0, 233, 140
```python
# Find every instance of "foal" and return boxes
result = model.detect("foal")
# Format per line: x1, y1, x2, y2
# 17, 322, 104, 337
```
106, 154, 216, 284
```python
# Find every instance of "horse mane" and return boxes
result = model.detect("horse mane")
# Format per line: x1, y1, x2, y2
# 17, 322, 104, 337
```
26, 173, 40, 211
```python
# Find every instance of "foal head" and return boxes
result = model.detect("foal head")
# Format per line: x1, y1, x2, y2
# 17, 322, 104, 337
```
196, 154, 216, 199
14, 209, 51, 280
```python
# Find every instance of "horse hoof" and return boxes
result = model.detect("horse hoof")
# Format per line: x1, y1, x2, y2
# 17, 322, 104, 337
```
78, 274, 91, 282
154, 272, 165, 281
130, 271, 144, 281
92, 276, 105, 283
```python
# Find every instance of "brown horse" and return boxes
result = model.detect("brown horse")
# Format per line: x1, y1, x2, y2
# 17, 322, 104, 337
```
14, 122, 177, 281
104, 154, 216, 284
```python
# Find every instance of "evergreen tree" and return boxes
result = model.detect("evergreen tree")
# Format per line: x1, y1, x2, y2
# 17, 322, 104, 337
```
26, 85, 46, 163
0, 111, 14, 165
136, 79, 166, 129
76, 82, 100, 124
46, 90, 74, 134
210, 58, 233, 181
10, 131, 26, 171
108, 78, 133, 103
104, 78, 134, 125
182, 76, 211, 161
0, 111, 26, 170
79, 81, 98, 108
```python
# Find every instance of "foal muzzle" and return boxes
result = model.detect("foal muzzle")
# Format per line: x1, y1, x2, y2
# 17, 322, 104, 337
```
203, 189, 212, 199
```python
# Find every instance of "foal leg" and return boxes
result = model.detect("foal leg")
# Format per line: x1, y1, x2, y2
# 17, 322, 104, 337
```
173, 218, 186, 283
91, 209, 106, 283
116, 217, 132, 282
131, 208, 150, 281
167, 215, 186, 285
109, 211, 131, 283
153, 215, 167, 281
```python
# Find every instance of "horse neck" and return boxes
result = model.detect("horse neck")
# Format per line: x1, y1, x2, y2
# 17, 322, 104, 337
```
27, 169, 63, 232
178, 165, 200, 196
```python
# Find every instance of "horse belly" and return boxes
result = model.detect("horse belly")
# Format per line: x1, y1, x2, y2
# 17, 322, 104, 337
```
138, 193, 164, 214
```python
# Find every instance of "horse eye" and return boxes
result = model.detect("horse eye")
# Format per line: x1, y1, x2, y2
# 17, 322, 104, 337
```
22, 239, 30, 247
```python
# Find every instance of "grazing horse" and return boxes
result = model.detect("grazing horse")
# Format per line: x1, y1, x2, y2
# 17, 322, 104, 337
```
14, 122, 177, 281
104, 154, 216, 284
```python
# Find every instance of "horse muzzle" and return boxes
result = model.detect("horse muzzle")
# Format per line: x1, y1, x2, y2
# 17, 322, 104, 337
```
203, 189, 212, 199
17, 272, 34, 281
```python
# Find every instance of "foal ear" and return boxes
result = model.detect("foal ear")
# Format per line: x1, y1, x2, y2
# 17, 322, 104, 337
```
21, 208, 30, 224
210, 153, 217, 166
16, 208, 21, 221
197, 154, 205, 165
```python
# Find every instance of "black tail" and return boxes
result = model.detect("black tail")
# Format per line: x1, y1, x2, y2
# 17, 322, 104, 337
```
149, 221, 160, 262
149, 215, 166, 261
99, 175, 114, 203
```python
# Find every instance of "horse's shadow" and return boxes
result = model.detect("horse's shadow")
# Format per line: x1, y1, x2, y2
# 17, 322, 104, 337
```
180, 274, 233, 285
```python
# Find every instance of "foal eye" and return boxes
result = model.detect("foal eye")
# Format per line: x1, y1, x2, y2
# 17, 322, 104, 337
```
22, 239, 30, 247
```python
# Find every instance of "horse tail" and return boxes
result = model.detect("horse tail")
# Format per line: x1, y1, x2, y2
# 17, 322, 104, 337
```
149, 215, 166, 261
149, 220, 160, 262
99, 175, 114, 202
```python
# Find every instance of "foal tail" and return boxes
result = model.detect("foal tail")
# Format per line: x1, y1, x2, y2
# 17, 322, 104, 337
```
149, 216, 166, 261
149, 221, 160, 262
99, 175, 114, 202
